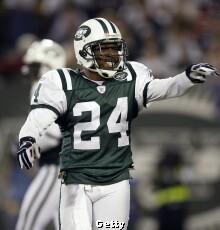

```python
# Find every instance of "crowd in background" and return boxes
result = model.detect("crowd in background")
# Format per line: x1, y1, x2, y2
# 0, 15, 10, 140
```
0, 0, 220, 79
0, 0, 220, 229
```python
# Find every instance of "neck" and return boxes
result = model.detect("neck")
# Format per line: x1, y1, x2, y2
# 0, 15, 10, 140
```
82, 69, 104, 81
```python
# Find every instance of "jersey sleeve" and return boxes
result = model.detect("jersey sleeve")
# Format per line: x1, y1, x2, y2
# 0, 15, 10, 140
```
19, 108, 58, 143
30, 69, 67, 116
37, 122, 61, 152
133, 61, 195, 108
147, 72, 194, 103
132, 61, 154, 110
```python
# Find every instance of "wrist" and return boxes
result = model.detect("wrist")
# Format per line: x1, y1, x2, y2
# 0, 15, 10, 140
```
185, 64, 193, 79
185, 64, 205, 84
19, 136, 36, 145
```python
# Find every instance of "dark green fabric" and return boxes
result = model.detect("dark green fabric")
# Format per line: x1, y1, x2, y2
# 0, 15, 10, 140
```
57, 66, 139, 185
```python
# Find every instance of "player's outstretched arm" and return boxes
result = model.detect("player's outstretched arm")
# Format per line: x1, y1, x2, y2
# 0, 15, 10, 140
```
146, 63, 219, 103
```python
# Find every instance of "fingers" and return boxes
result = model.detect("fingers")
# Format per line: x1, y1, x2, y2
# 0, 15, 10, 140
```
190, 73, 206, 82
18, 145, 39, 169
197, 63, 216, 70
18, 155, 24, 169
194, 63, 219, 76
17, 137, 40, 170
202, 63, 216, 70
23, 154, 33, 169
190, 63, 219, 82
185, 63, 218, 83
214, 70, 220, 77
19, 151, 32, 169
21, 148, 33, 169
193, 63, 216, 70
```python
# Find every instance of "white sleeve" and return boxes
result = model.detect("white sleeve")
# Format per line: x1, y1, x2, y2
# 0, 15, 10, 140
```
31, 69, 67, 116
19, 108, 58, 144
37, 122, 61, 152
147, 72, 194, 104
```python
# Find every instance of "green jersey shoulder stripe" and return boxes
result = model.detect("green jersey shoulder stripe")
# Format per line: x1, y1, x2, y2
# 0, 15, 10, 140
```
126, 62, 137, 80
57, 68, 73, 91
67, 68, 79, 78
62, 68, 73, 90
57, 69, 67, 91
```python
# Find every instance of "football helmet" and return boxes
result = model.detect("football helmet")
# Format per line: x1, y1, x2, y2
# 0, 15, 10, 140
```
22, 39, 66, 79
74, 18, 128, 78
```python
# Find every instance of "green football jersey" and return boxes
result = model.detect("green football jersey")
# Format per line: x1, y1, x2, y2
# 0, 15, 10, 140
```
31, 61, 153, 185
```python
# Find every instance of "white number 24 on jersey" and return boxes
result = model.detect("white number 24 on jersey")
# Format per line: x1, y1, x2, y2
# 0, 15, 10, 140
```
73, 97, 129, 150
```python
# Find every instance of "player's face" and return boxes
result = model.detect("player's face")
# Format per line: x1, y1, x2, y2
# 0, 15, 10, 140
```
92, 42, 122, 70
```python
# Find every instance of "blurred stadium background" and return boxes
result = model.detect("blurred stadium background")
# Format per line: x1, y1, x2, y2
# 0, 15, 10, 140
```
0, 0, 220, 229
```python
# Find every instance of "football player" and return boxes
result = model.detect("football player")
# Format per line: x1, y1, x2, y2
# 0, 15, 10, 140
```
17, 18, 219, 230
16, 39, 66, 230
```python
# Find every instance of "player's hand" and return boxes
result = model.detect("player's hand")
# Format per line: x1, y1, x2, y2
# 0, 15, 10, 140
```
186, 63, 220, 83
17, 136, 40, 169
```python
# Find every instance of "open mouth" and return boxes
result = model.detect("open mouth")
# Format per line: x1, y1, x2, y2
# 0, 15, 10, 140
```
96, 56, 120, 70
